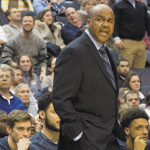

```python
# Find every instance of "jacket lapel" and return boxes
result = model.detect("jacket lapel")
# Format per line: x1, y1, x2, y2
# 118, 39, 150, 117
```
82, 32, 117, 93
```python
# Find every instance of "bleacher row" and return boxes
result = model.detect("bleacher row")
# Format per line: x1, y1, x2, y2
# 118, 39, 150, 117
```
0, 2, 81, 25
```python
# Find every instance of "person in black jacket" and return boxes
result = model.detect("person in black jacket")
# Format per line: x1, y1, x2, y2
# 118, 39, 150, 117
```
113, 0, 150, 68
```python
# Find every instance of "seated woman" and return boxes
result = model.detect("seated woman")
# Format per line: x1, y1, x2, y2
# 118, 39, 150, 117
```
122, 72, 145, 104
33, 9, 65, 49
1, 0, 34, 12
17, 54, 42, 95
41, 56, 56, 89
77, 0, 96, 24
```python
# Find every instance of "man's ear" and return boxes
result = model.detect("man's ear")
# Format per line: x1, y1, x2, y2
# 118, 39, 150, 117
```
6, 125, 12, 135
124, 127, 130, 136
87, 19, 90, 28
7, 15, 11, 21
117, 66, 119, 71
39, 110, 45, 120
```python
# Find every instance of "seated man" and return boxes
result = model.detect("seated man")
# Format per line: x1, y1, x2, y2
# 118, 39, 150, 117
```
2, 8, 22, 40
10, 66, 22, 93
0, 110, 40, 150
119, 108, 150, 150
124, 91, 140, 109
2, 14, 47, 81
0, 110, 8, 138
117, 58, 130, 88
61, 7, 86, 45
118, 87, 130, 107
30, 93, 60, 150
0, 64, 25, 114
15, 83, 38, 117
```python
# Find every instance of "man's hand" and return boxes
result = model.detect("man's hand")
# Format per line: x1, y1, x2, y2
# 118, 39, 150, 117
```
115, 39, 123, 50
0, 39, 4, 46
40, 72, 46, 81
134, 136, 147, 150
51, 0, 58, 4
60, 6, 66, 13
17, 138, 31, 150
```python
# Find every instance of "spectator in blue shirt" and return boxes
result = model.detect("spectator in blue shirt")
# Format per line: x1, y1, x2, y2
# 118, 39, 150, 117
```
61, 7, 86, 45
0, 110, 40, 150
33, 0, 66, 15
0, 64, 25, 114
30, 93, 60, 150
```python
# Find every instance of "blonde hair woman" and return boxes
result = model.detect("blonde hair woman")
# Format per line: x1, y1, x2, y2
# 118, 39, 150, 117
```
77, 0, 96, 24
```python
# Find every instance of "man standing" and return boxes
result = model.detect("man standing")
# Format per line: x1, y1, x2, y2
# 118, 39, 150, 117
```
2, 14, 47, 81
0, 110, 39, 150
113, 0, 150, 68
61, 7, 86, 45
52, 4, 125, 150
2, 8, 22, 40
30, 93, 60, 150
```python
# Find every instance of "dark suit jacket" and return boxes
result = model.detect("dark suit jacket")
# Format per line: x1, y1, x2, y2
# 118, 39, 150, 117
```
52, 32, 125, 150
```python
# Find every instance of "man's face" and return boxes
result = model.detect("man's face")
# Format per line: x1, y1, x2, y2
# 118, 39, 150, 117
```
0, 70, 13, 89
44, 103, 60, 132
126, 118, 149, 144
65, 8, 79, 24
19, 56, 32, 72
8, 121, 31, 143
21, 16, 34, 32
87, 6, 114, 44
16, 85, 30, 106
8, 8, 21, 22
0, 113, 8, 137
13, 69, 22, 86
126, 93, 140, 108
96, 0, 108, 5
117, 61, 130, 77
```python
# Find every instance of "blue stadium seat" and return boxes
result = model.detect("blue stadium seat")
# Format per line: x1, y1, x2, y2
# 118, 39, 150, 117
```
130, 68, 150, 86
141, 86, 150, 97
61, 2, 80, 10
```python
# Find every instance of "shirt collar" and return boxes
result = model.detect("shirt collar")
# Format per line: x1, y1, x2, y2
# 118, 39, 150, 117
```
9, 22, 21, 29
85, 29, 105, 50
127, 0, 135, 7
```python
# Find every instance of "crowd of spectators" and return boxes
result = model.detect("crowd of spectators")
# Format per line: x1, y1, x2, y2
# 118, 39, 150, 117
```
1, 0, 150, 149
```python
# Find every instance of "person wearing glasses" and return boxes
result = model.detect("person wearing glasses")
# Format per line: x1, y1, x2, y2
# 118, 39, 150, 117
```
0, 64, 25, 114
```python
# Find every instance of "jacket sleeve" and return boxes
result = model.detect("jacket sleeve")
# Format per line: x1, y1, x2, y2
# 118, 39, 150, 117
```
112, 5, 121, 38
2, 26, 13, 40
145, 9, 150, 36
52, 47, 84, 140
1, 38, 15, 65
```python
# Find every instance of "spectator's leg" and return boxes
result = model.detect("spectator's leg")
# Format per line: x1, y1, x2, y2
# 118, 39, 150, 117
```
133, 40, 146, 68
117, 39, 137, 68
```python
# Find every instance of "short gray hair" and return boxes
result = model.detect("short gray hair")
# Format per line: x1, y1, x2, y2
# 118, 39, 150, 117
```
0, 64, 15, 82
15, 83, 30, 95
124, 90, 139, 102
